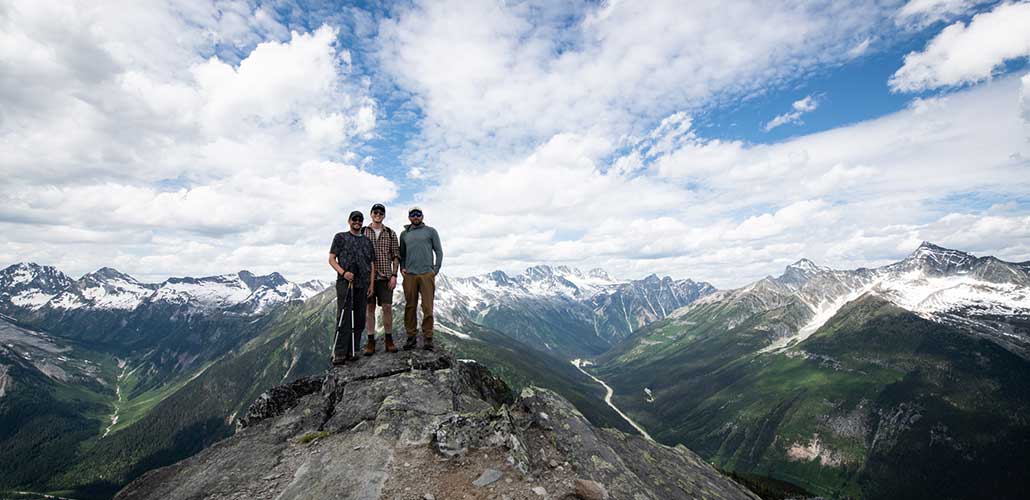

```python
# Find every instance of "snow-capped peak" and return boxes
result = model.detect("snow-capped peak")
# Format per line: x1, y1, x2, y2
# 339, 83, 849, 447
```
73, 267, 156, 310
0, 263, 76, 309
898, 242, 977, 275
786, 258, 826, 274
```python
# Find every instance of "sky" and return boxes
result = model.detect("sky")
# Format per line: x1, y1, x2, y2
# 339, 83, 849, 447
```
2, 0, 1030, 288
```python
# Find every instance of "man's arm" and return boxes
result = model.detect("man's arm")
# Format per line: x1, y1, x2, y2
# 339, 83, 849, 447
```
398, 231, 407, 274
431, 228, 443, 275
329, 254, 344, 275
390, 231, 400, 275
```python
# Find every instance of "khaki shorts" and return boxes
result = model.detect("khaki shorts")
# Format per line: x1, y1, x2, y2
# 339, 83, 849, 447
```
371, 279, 393, 306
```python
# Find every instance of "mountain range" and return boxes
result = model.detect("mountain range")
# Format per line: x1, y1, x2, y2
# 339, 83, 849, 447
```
2, 242, 1028, 499
0, 263, 329, 315
592, 242, 1030, 499
0, 261, 711, 498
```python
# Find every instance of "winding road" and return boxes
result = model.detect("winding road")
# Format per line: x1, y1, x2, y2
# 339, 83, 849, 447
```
571, 359, 654, 442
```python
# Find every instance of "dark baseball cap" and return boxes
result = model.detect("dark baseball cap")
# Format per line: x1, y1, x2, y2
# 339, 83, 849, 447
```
349, 210, 364, 221
371, 203, 386, 213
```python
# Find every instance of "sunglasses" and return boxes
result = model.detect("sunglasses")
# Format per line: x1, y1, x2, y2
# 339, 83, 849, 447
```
408, 211, 423, 217
350, 216, 364, 222
371, 210, 385, 215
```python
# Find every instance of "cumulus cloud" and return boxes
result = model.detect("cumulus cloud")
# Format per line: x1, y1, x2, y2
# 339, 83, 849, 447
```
0, 1, 390, 282
764, 95, 820, 131
890, 2, 1030, 92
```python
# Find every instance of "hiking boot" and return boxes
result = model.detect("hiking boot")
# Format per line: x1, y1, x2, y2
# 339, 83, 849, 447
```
363, 336, 376, 356
402, 336, 418, 351
384, 334, 398, 353
331, 352, 348, 365
422, 337, 434, 351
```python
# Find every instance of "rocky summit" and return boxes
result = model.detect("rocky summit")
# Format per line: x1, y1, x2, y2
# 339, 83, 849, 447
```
114, 348, 757, 500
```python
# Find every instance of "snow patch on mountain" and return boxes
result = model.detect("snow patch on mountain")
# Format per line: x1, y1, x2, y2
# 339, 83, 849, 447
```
757, 243, 1030, 354
10, 290, 59, 308
876, 273, 1030, 316
436, 323, 473, 340
761, 284, 875, 353
9, 266, 35, 286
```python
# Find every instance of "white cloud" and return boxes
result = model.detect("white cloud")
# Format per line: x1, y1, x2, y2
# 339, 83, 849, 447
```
764, 95, 820, 131
802, 164, 878, 195
725, 200, 836, 241
0, 1, 390, 282
890, 2, 1030, 92
418, 74, 1030, 287
847, 38, 873, 58
894, 0, 985, 29
378, 0, 896, 172
1021, 72, 1030, 122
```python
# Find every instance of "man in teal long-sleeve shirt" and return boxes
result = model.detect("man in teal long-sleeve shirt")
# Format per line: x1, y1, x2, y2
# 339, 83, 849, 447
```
399, 206, 443, 351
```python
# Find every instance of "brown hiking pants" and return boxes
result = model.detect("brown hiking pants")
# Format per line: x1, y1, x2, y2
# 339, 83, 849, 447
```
402, 271, 435, 338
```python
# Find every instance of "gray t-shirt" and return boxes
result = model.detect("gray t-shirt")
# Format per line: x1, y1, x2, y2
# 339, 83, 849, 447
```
399, 223, 442, 275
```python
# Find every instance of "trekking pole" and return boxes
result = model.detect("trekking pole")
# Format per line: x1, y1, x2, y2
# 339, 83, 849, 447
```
332, 265, 356, 361
332, 297, 346, 361
348, 279, 355, 357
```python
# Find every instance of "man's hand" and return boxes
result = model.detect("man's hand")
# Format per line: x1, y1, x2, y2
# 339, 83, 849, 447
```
343, 271, 354, 281
388, 276, 397, 290
367, 287, 374, 299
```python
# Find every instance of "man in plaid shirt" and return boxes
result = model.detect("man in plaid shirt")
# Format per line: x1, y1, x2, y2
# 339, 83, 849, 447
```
362, 203, 401, 355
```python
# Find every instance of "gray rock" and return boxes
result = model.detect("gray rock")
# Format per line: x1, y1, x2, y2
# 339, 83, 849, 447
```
237, 375, 323, 429
114, 349, 758, 500
532, 486, 547, 496
574, 478, 609, 500
472, 468, 502, 487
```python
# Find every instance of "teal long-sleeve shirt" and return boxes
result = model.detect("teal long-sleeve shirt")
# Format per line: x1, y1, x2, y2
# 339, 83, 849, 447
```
399, 223, 442, 274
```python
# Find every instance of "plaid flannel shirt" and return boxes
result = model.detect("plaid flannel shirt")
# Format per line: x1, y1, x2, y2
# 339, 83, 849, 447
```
362, 225, 400, 280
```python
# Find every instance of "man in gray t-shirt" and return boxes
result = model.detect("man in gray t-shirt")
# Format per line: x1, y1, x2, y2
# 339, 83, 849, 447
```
399, 206, 442, 351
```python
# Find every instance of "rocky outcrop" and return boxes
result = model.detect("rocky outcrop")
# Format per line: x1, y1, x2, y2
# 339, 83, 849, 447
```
115, 349, 757, 500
